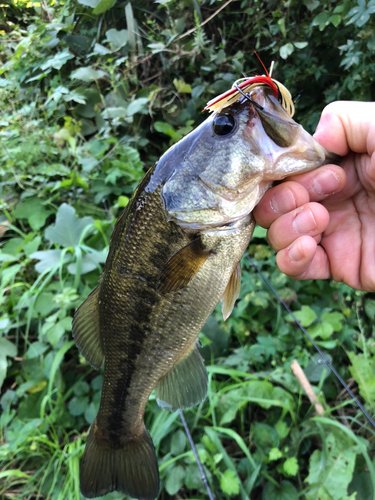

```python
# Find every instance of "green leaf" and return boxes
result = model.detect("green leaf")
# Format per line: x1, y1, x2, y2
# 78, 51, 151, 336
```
304, 0, 319, 11
254, 423, 279, 453
77, 0, 100, 6
269, 447, 283, 461
306, 433, 357, 500
74, 381, 90, 396
34, 292, 56, 316
45, 204, 94, 248
1, 264, 23, 287
14, 197, 52, 231
93, 0, 116, 15
277, 18, 286, 37
321, 311, 344, 331
23, 236, 41, 257
126, 98, 149, 116
170, 430, 187, 456
30, 249, 71, 273
68, 395, 89, 416
279, 43, 294, 59
0, 357, 7, 391
40, 49, 75, 70
294, 41, 308, 49
308, 323, 334, 340
25, 341, 48, 359
329, 14, 341, 27
286, 305, 316, 327
173, 79, 192, 94
70, 67, 106, 82
106, 29, 128, 51
165, 464, 184, 495
252, 226, 267, 239
220, 469, 240, 496
67, 251, 105, 275
262, 480, 298, 500
312, 11, 330, 30
84, 402, 98, 424
0, 316, 10, 332
0, 338, 17, 358
283, 457, 299, 476
304, 353, 332, 382
347, 352, 375, 407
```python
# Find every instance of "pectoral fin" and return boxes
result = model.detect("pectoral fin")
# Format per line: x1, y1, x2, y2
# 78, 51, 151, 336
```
221, 262, 241, 321
157, 238, 210, 294
155, 342, 208, 412
72, 287, 104, 369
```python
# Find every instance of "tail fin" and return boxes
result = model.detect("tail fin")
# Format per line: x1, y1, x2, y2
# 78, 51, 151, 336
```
80, 421, 159, 500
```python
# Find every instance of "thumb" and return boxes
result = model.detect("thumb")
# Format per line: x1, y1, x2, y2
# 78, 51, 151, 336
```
313, 101, 375, 157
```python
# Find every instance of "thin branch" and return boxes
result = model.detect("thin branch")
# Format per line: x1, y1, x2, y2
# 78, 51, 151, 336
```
175, 0, 236, 42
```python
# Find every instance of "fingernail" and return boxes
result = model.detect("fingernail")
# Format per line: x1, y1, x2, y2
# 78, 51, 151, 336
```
292, 208, 316, 233
270, 188, 296, 214
313, 169, 340, 195
288, 240, 304, 261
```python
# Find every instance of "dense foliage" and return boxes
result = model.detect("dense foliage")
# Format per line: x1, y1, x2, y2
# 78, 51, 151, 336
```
1, 0, 375, 499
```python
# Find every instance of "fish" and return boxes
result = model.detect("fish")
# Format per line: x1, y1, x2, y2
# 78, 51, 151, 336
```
72, 82, 338, 500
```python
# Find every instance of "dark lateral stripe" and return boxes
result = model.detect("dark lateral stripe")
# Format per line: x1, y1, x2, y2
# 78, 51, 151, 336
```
102, 188, 177, 438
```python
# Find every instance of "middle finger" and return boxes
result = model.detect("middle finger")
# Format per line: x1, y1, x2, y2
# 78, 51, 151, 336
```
267, 202, 330, 251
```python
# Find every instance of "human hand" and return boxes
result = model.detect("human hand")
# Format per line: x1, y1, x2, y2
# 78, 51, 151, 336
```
253, 101, 375, 291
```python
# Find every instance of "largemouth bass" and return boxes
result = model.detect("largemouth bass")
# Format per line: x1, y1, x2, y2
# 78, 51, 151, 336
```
72, 85, 337, 500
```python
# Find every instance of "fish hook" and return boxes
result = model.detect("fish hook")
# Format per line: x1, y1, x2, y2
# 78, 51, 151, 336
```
233, 83, 264, 111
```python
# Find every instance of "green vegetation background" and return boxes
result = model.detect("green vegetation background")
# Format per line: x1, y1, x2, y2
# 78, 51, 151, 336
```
1, 0, 375, 498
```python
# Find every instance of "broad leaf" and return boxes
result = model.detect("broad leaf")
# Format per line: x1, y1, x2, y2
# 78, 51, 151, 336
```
45, 203, 94, 248
0, 338, 17, 358
306, 433, 358, 500
106, 28, 128, 51
165, 465, 184, 495
262, 480, 298, 500
30, 249, 71, 273
220, 469, 240, 496
77, 0, 100, 6
93, 0, 116, 15
347, 352, 375, 407
70, 67, 106, 82
14, 197, 52, 231
279, 43, 294, 59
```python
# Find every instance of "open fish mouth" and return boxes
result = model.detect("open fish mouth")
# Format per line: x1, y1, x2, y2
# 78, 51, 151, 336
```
160, 87, 338, 231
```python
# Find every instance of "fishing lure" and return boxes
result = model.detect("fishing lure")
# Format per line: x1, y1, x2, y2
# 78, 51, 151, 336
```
204, 55, 295, 117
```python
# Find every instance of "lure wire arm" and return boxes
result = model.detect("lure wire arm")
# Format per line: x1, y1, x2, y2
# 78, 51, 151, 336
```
233, 83, 264, 111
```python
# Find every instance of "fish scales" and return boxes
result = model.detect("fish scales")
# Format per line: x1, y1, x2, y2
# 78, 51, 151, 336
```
97, 175, 253, 436
72, 87, 339, 500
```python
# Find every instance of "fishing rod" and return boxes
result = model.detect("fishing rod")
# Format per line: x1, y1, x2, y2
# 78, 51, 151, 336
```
179, 409, 215, 500
248, 256, 375, 430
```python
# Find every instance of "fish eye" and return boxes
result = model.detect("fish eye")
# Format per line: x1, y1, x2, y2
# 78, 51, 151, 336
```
213, 114, 236, 136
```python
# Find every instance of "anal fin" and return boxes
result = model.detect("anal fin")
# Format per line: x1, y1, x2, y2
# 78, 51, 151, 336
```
157, 238, 210, 294
155, 342, 208, 412
221, 261, 241, 321
72, 287, 104, 369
